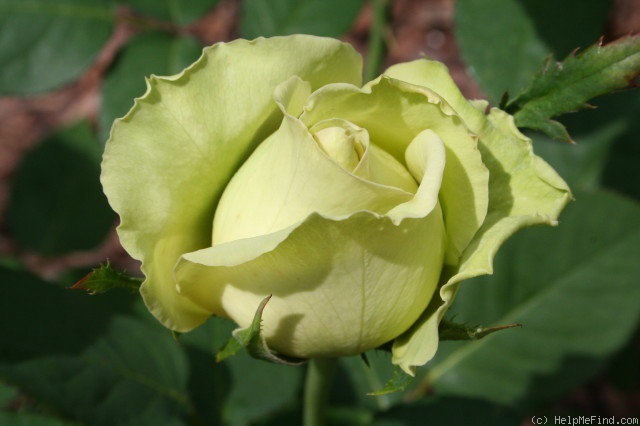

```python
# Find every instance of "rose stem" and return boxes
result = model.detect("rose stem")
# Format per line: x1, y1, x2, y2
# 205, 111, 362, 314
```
364, 0, 389, 82
303, 357, 338, 426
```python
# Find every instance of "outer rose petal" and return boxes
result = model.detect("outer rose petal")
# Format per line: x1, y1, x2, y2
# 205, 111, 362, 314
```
384, 59, 487, 133
386, 61, 572, 374
176, 210, 445, 358
101, 36, 362, 332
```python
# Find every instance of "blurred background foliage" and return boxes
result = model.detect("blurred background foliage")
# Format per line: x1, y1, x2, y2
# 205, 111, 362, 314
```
0, 0, 638, 425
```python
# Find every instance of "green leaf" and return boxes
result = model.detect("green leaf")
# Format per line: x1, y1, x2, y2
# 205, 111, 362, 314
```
600, 92, 640, 200
518, 0, 612, 59
0, 256, 22, 271
604, 133, 640, 201
0, 266, 132, 363
69, 262, 142, 294
222, 352, 303, 426
125, 0, 218, 25
507, 36, 640, 141
0, 381, 16, 406
605, 328, 640, 391
253, 406, 375, 426
173, 318, 234, 425
3, 318, 192, 426
7, 121, 115, 256
99, 32, 203, 141
217, 295, 305, 366
0, 265, 197, 425
372, 396, 519, 426
530, 89, 640, 195
0, 0, 114, 95
416, 190, 640, 408
340, 352, 404, 412
240, 0, 366, 38
352, 318, 522, 399
529, 123, 624, 193
455, 0, 611, 103
0, 412, 77, 426
360, 320, 521, 398
455, 0, 550, 103
183, 317, 303, 426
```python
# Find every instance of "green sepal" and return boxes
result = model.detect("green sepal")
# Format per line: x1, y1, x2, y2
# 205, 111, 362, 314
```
368, 319, 520, 396
506, 35, 640, 142
216, 295, 306, 366
367, 367, 414, 396
69, 261, 142, 294
438, 319, 522, 341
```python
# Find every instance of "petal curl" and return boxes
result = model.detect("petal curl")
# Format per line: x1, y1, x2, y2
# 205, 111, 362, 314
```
101, 36, 362, 331
384, 59, 486, 132
387, 129, 446, 223
300, 76, 490, 264
392, 108, 572, 374
379, 59, 571, 374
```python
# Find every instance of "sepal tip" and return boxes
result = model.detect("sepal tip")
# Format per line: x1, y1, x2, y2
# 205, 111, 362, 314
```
216, 295, 306, 366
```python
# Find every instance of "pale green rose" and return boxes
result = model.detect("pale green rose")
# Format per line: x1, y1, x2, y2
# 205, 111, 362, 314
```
101, 35, 571, 374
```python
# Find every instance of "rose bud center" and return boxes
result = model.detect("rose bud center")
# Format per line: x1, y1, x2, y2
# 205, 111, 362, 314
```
312, 125, 366, 172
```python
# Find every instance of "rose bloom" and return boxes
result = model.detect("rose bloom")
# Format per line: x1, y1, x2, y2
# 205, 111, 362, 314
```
101, 35, 570, 374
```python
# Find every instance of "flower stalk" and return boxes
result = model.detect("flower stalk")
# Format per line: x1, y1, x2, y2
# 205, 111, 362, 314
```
303, 358, 338, 426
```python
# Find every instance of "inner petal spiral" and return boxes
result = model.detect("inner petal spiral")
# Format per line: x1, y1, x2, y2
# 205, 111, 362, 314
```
312, 124, 366, 172
211, 116, 415, 245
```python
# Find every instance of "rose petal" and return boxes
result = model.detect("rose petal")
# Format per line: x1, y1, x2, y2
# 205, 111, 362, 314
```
392, 108, 572, 375
176, 211, 445, 358
300, 76, 490, 263
362, 143, 420, 193
211, 114, 413, 245
387, 129, 446, 223
383, 59, 487, 133
101, 36, 362, 332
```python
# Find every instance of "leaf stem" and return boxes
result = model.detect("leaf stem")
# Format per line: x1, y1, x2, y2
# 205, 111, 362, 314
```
303, 358, 338, 426
364, 0, 388, 82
